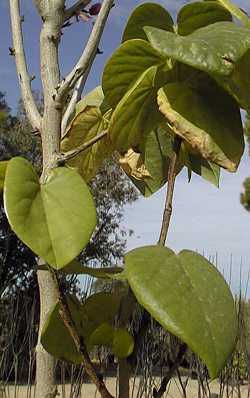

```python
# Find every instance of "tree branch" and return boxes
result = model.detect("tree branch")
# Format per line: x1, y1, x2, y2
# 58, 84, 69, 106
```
59, 129, 108, 162
56, 0, 114, 105
61, 71, 89, 136
9, 0, 42, 132
64, 0, 92, 22
50, 269, 114, 398
153, 344, 187, 398
158, 137, 182, 246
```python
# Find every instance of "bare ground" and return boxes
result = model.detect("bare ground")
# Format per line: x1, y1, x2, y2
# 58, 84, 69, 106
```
1, 378, 249, 398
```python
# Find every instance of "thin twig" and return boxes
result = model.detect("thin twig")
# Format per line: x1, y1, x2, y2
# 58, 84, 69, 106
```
9, 0, 42, 131
56, 0, 114, 105
150, 135, 184, 398
158, 136, 182, 246
50, 269, 114, 398
64, 0, 92, 22
153, 344, 187, 398
61, 68, 90, 137
60, 130, 108, 162
131, 136, 183, 379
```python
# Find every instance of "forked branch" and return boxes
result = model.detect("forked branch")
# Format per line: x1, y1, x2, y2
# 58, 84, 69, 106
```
9, 0, 42, 132
64, 0, 92, 22
56, 0, 114, 105
61, 69, 90, 136
153, 344, 187, 398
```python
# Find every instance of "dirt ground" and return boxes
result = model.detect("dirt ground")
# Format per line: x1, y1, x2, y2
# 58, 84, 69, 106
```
1, 378, 249, 398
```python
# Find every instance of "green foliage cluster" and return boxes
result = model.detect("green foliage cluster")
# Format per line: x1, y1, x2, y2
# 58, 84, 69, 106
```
241, 177, 250, 211
2, 0, 250, 383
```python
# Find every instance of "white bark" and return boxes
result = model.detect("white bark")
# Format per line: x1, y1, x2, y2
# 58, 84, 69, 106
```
34, 2, 64, 398
9, 0, 42, 131
36, 269, 58, 398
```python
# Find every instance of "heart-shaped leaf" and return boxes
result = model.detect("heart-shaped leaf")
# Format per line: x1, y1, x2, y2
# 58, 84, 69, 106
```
122, 3, 174, 42
157, 81, 244, 171
145, 22, 250, 76
177, 1, 232, 36
109, 66, 164, 152
4, 157, 97, 269
125, 246, 237, 378
102, 39, 166, 109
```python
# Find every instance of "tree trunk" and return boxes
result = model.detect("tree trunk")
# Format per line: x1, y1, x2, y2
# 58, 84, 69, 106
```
36, 269, 58, 398
35, 3, 64, 397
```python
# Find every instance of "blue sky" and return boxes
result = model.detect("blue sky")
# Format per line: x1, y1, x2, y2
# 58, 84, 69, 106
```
0, 0, 250, 294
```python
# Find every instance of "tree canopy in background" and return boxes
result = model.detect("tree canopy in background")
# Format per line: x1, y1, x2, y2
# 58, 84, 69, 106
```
241, 115, 250, 211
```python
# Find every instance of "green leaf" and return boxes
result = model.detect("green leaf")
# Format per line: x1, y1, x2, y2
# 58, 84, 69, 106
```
145, 22, 250, 76
0, 161, 8, 193
109, 66, 164, 152
122, 3, 174, 42
75, 86, 104, 114
125, 246, 237, 378
64, 86, 104, 135
216, 49, 250, 110
41, 293, 126, 363
83, 292, 121, 330
112, 328, 134, 358
87, 322, 114, 349
102, 39, 166, 109
157, 80, 244, 171
41, 297, 84, 364
120, 125, 183, 197
186, 152, 220, 187
241, 177, 250, 211
177, 1, 232, 36
4, 157, 97, 269
87, 324, 134, 358
62, 260, 124, 278
61, 106, 112, 182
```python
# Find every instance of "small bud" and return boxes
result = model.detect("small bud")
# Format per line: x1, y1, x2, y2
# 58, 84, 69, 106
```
89, 3, 102, 16
9, 47, 15, 56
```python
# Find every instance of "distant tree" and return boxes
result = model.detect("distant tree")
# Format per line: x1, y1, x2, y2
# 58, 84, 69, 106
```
241, 115, 250, 212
